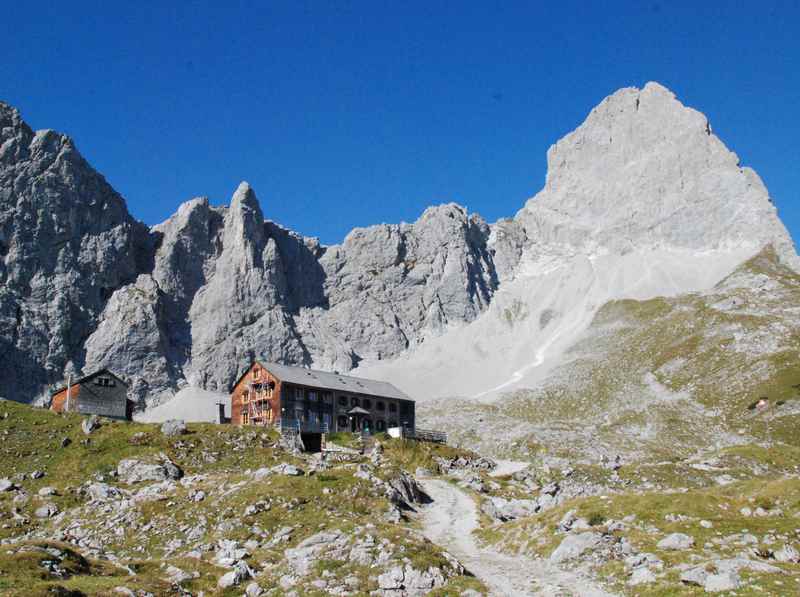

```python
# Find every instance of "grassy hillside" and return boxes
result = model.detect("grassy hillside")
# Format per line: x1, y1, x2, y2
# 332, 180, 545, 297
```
0, 401, 485, 596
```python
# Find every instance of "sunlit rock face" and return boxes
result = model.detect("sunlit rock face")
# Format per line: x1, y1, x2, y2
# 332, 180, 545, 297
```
0, 102, 151, 402
0, 81, 796, 409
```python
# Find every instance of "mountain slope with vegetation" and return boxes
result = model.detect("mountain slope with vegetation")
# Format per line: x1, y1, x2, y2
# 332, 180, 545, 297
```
0, 401, 485, 596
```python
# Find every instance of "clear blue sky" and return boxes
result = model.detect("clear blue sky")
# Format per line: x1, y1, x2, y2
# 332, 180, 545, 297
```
2, 2, 798, 245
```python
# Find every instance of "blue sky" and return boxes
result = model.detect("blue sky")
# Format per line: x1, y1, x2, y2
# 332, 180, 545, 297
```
2, 2, 798, 245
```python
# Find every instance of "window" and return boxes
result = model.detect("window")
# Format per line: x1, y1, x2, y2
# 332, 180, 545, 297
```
377, 401, 385, 411
95, 376, 115, 387
242, 390, 250, 403
363, 399, 372, 409
351, 397, 360, 407
337, 415, 348, 429
376, 420, 386, 431
242, 411, 249, 425
389, 403, 397, 413
308, 391, 318, 402
253, 368, 261, 380
338, 396, 348, 406
322, 392, 333, 404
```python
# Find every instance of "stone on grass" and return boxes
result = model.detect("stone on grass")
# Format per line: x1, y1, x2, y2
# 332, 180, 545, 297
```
82, 415, 100, 435
680, 567, 707, 586
34, 503, 59, 518
628, 567, 656, 585
704, 571, 740, 592
657, 532, 694, 551
217, 561, 253, 588
773, 544, 800, 563
550, 532, 603, 563
117, 458, 183, 484
161, 419, 187, 437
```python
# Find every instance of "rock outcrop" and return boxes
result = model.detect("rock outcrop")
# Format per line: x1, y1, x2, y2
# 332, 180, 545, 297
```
0, 81, 797, 407
0, 102, 151, 402
353, 82, 799, 400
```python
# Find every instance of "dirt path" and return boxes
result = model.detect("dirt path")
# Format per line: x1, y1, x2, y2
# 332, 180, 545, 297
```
417, 478, 616, 597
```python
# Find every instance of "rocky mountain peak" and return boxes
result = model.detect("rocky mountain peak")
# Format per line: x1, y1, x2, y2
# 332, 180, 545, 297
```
518, 81, 797, 270
0, 85, 796, 406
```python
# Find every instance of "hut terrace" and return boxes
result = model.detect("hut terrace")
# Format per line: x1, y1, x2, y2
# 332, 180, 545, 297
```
230, 361, 415, 435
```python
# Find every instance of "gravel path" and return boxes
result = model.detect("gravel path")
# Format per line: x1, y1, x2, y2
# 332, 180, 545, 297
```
417, 477, 616, 597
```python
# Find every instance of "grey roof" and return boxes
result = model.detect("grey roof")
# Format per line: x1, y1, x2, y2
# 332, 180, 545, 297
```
260, 362, 412, 401
50, 368, 129, 396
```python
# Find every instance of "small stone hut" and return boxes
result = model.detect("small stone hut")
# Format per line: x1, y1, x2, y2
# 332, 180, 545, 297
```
50, 369, 134, 420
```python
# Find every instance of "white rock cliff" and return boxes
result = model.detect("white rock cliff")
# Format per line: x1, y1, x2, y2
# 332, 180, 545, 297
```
0, 82, 795, 408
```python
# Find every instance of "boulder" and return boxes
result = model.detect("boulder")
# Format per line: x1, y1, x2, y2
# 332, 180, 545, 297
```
482, 497, 539, 522
773, 544, 800, 563
84, 482, 124, 502
657, 533, 694, 551
217, 560, 253, 589
160, 419, 187, 437
550, 532, 603, 563
628, 567, 656, 585
386, 471, 427, 509
117, 458, 183, 484
271, 463, 303, 476
82, 415, 100, 435
214, 539, 249, 567
680, 567, 707, 586
34, 503, 59, 518
704, 571, 740, 592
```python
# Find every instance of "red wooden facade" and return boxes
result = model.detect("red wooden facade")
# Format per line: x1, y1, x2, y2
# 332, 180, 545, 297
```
231, 362, 282, 426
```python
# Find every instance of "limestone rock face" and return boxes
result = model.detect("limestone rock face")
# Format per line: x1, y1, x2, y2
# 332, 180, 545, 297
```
300, 203, 497, 372
0, 81, 797, 408
516, 82, 797, 267
0, 102, 151, 401
353, 82, 799, 400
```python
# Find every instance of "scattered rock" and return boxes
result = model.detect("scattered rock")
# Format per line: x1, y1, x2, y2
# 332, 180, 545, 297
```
657, 533, 694, 551
165, 565, 192, 584
81, 415, 100, 435
34, 503, 59, 518
773, 544, 799, 563
217, 560, 253, 588
117, 458, 183, 484
628, 567, 656, 585
704, 571, 740, 592
550, 532, 603, 563
680, 567, 707, 587
214, 539, 249, 567
161, 419, 187, 437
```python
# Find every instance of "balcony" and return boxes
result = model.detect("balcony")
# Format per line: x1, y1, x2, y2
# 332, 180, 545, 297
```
280, 418, 330, 434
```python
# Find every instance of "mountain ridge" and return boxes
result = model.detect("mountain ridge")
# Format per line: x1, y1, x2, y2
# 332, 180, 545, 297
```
0, 81, 797, 407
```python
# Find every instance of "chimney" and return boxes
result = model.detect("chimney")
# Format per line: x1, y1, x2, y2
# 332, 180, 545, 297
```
65, 373, 73, 412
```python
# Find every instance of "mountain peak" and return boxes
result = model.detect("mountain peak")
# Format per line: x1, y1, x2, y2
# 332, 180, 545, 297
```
517, 82, 797, 270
